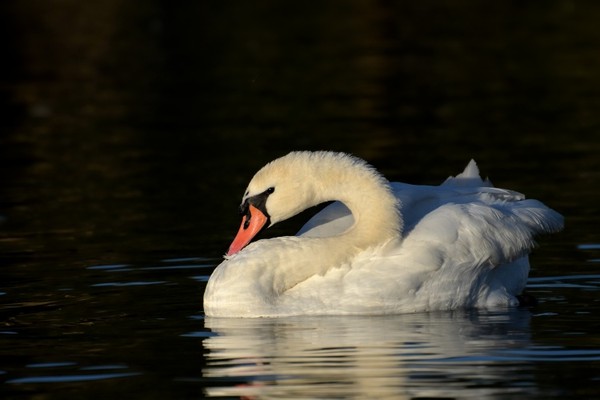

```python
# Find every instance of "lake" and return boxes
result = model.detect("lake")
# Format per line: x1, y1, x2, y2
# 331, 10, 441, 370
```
1, 1, 599, 399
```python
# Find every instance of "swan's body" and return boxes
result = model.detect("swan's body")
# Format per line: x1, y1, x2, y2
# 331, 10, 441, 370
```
204, 151, 563, 317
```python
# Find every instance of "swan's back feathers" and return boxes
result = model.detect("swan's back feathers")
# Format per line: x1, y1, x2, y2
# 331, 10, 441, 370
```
397, 161, 563, 270
402, 197, 563, 271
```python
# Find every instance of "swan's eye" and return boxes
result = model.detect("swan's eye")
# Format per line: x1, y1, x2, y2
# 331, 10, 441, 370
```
266, 187, 275, 194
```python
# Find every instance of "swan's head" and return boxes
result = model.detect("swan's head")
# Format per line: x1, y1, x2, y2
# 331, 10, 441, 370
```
226, 152, 323, 256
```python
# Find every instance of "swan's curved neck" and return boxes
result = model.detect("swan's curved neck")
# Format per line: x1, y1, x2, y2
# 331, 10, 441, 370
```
312, 158, 401, 245
268, 157, 402, 293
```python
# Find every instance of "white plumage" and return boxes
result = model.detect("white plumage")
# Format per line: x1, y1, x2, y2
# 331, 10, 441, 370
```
204, 151, 563, 317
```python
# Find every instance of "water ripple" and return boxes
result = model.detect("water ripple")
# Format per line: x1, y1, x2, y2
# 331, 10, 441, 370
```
527, 275, 600, 290
91, 281, 166, 287
495, 348, 600, 362
26, 362, 77, 369
7, 372, 141, 384
577, 244, 600, 250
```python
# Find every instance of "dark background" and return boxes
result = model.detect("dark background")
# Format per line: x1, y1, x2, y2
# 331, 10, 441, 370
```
1, 1, 599, 398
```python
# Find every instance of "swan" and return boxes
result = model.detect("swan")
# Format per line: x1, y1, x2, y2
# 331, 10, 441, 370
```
204, 151, 563, 317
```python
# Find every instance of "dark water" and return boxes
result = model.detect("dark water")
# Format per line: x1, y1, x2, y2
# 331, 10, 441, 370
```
1, 1, 599, 398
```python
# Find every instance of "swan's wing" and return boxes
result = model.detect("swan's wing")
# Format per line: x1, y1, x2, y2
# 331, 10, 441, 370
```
400, 196, 564, 270
391, 158, 526, 232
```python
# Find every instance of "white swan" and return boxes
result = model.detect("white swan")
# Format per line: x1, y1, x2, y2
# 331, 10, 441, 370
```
204, 151, 563, 317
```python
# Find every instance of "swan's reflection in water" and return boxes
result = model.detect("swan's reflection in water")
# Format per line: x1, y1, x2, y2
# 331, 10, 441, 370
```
203, 310, 536, 399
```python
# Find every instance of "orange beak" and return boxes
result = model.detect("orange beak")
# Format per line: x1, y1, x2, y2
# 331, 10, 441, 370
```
227, 204, 269, 256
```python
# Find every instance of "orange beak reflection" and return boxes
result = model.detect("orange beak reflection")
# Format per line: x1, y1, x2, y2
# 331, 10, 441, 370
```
227, 204, 269, 256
